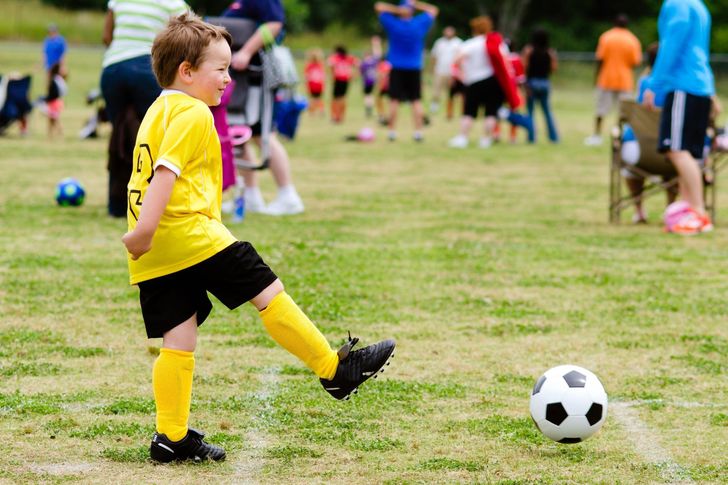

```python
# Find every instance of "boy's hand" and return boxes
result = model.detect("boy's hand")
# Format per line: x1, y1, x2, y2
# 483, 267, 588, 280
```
122, 230, 152, 260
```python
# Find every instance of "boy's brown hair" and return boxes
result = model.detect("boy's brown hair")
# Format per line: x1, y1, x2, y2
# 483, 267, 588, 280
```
152, 12, 232, 87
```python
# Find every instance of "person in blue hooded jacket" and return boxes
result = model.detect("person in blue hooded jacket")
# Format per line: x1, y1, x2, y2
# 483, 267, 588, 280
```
643, 0, 718, 234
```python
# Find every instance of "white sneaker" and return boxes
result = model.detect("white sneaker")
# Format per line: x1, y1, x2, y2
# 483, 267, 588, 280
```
584, 135, 603, 146
448, 134, 468, 148
244, 189, 267, 213
479, 137, 493, 149
263, 195, 304, 216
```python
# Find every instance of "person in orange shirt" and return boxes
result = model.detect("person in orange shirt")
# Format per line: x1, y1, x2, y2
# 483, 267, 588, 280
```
585, 14, 642, 146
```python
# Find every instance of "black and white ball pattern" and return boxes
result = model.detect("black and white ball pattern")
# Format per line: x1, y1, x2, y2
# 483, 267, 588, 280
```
529, 365, 608, 443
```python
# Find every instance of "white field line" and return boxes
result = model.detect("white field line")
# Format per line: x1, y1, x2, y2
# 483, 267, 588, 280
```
610, 402, 695, 484
231, 366, 281, 485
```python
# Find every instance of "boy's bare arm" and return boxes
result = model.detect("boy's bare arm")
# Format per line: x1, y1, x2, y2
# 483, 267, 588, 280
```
122, 166, 177, 260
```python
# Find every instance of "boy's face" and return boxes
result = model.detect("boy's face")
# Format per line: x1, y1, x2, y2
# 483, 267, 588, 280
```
188, 39, 232, 106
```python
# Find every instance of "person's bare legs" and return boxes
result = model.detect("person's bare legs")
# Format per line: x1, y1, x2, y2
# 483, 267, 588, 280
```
412, 99, 425, 130
668, 150, 705, 213
625, 177, 647, 222
254, 134, 303, 215
387, 99, 400, 139
459, 115, 474, 137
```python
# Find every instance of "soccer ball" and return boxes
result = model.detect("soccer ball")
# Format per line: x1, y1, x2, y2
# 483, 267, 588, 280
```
529, 365, 608, 444
55, 178, 86, 207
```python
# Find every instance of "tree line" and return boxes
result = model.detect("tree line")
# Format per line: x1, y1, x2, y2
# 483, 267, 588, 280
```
42, 0, 728, 52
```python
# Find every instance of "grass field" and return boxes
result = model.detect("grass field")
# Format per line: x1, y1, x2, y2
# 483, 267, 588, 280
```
1, 41, 727, 484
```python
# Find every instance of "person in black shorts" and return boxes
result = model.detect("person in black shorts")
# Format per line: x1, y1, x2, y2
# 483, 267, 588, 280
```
643, 0, 717, 234
375, 0, 438, 141
123, 13, 396, 464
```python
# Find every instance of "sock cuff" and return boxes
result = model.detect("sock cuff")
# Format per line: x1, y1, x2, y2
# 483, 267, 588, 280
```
160, 348, 195, 361
259, 291, 290, 318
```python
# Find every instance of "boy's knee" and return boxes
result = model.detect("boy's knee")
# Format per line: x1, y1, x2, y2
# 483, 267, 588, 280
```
251, 279, 285, 311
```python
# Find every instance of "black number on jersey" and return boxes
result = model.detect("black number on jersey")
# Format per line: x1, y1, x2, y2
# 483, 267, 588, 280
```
128, 190, 142, 221
129, 144, 154, 219
137, 144, 154, 183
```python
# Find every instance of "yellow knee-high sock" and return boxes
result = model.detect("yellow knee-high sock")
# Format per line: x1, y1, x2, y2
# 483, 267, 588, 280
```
260, 292, 339, 379
153, 348, 194, 442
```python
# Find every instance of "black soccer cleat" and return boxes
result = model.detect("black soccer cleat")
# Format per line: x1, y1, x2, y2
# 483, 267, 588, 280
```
320, 333, 396, 400
150, 428, 226, 463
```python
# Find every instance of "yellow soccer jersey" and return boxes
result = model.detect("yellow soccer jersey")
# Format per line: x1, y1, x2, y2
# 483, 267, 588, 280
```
126, 90, 236, 284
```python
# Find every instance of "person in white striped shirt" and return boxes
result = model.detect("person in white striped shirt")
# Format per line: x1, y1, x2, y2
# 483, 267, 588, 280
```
100, 0, 189, 217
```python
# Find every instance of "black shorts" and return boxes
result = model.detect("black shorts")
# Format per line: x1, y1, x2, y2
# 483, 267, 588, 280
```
389, 68, 422, 102
333, 79, 349, 98
450, 79, 465, 98
309, 90, 322, 99
463, 76, 504, 118
137, 241, 278, 338
363, 83, 375, 95
658, 90, 711, 159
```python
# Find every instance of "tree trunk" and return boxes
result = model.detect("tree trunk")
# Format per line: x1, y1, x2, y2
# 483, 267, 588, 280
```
497, 0, 532, 42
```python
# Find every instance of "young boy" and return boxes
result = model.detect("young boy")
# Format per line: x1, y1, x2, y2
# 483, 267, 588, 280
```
122, 13, 396, 463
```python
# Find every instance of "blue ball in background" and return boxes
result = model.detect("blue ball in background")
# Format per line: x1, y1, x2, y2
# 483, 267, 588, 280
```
55, 178, 86, 207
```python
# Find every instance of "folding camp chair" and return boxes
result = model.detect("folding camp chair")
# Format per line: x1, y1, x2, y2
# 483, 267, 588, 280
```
609, 99, 727, 224
0, 74, 32, 135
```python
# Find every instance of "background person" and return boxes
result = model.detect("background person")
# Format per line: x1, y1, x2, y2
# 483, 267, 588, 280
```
100, 0, 190, 217
225, 0, 304, 216
643, 0, 717, 234
522, 28, 559, 143
328, 45, 358, 124
304, 48, 326, 116
375, 0, 438, 142
360, 36, 383, 119
429, 26, 462, 115
42, 23, 67, 77
448, 16, 505, 149
584, 14, 641, 146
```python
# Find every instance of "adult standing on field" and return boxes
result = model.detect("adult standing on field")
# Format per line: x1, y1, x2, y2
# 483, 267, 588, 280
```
429, 26, 462, 116
100, 0, 190, 217
224, 0, 306, 216
584, 14, 641, 146
642, 0, 717, 234
375, 0, 439, 142
42, 23, 67, 77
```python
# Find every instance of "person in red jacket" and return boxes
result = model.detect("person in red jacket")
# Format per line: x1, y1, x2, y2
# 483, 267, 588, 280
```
304, 48, 325, 116
328, 46, 359, 123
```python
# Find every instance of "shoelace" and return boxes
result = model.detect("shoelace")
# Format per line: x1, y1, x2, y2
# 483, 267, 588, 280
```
336, 331, 360, 361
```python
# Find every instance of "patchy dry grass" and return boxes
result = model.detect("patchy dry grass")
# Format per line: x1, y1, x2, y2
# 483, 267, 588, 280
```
1, 41, 727, 483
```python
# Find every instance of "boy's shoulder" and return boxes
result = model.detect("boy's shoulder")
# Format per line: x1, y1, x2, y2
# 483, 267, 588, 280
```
153, 91, 212, 119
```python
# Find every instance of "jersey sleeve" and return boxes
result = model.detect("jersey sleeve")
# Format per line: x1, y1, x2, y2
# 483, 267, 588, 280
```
155, 103, 211, 177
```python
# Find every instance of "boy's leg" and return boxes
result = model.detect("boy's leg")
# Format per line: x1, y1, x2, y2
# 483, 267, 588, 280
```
252, 279, 339, 379
150, 315, 225, 462
154, 316, 196, 442
252, 279, 396, 400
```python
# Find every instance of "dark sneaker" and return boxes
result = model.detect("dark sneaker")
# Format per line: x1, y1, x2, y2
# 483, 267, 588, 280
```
150, 428, 226, 463
320, 333, 396, 400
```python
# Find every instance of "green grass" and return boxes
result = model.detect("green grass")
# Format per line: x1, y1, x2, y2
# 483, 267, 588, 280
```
1, 40, 727, 483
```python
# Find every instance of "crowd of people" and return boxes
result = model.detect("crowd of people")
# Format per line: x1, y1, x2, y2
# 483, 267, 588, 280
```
5, 0, 716, 236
